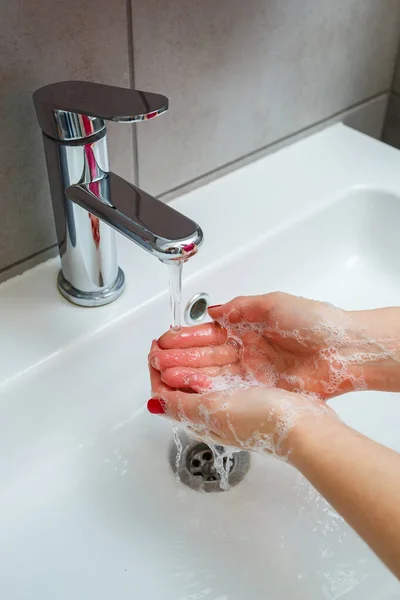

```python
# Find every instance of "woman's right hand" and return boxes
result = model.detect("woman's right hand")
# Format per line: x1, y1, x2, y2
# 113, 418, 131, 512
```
151, 292, 395, 399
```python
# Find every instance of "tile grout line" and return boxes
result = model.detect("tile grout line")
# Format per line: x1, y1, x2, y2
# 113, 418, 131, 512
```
158, 90, 390, 201
0, 243, 57, 276
125, 0, 139, 186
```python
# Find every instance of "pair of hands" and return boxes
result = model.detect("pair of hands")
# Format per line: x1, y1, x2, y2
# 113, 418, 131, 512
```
149, 293, 400, 578
148, 292, 383, 457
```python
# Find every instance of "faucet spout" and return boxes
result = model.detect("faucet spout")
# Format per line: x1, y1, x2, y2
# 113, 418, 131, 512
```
66, 173, 203, 262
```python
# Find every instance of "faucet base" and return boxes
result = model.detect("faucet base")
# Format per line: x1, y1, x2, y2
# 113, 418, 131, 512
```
57, 268, 125, 307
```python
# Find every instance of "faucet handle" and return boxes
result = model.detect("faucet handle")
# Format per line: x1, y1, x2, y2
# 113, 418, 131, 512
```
33, 80, 168, 142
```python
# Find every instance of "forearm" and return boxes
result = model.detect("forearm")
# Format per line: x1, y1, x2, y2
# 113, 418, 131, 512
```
349, 307, 400, 392
288, 416, 400, 578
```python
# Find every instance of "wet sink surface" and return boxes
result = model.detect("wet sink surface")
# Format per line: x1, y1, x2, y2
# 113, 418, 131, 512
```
1, 126, 400, 599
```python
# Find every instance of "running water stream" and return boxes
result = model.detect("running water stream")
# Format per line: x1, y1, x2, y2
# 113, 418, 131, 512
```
167, 261, 183, 331
166, 259, 234, 490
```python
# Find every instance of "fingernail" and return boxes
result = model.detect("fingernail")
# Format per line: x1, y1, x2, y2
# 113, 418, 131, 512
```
147, 398, 166, 415
208, 304, 222, 310
151, 357, 159, 369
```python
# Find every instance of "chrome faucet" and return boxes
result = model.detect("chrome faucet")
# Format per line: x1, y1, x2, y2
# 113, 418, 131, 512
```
33, 81, 203, 306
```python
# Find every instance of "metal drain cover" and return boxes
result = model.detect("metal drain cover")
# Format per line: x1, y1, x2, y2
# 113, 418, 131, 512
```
169, 430, 250, 493
184, 293, 210, 325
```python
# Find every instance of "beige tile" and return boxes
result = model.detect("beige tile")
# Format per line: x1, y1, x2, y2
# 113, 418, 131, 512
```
0, 0, 134, 271
132, 0, 400, 196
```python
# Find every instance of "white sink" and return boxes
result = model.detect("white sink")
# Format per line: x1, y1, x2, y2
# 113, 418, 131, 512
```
1, 124, 400, 599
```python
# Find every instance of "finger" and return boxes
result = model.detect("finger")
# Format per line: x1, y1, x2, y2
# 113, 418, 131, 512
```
161, 367, 216, 391
149, 364, 173, 396
208, 293, 282, 324
240, 331, 278, 359
161, 389, 209, 424
185, 425, 208, 442
149, 338, 160, 355
158, 323, 227, 349
150, 344, 239, 370
148, 339, 161, 365
186, 425, 227, 446
161, 365, 242, 392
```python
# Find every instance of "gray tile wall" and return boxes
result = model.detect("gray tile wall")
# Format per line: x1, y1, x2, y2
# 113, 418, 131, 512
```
394, 62, 400, 94
383, 31, 400, 148
132, 0, 400, 196
1, 0, 400, 282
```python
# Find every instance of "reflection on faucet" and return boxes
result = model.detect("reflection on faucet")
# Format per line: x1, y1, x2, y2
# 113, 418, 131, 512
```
66, 172, 202, 261
84, 143, 102, 250
89, 214, 100, 250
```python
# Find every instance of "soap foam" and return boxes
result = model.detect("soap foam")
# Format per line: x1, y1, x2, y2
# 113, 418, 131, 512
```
175, 382, 333, 469
214, 310, 398, 399
170, 303, 399, 487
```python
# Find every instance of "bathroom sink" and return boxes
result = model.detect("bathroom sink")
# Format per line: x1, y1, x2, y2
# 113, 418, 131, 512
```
1, 124, 400, 599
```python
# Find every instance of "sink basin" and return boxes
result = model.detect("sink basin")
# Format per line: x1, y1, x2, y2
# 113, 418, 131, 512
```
1, 124, 400, 599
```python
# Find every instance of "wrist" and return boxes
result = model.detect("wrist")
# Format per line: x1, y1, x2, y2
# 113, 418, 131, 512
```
284, 409, 348, 467
347, 309, 400, 392
273, 394, 341, 461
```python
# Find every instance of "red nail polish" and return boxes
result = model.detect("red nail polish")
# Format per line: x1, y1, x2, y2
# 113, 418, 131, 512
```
182, 242, 195, 253
208, 304, 222, 310
147, 398, 166, 415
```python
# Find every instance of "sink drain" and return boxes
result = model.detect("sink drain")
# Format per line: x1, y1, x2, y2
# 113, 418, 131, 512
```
169, 430, 250, 492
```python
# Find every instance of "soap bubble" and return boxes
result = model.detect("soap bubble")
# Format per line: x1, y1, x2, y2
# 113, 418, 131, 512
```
170, 299, 399, 487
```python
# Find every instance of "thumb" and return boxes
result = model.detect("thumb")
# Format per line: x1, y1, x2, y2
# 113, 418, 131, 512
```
209, 295, 274, 324
208, 303, 226, 320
